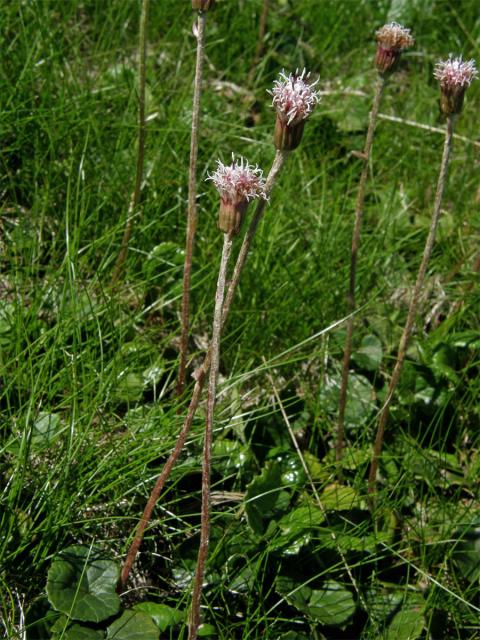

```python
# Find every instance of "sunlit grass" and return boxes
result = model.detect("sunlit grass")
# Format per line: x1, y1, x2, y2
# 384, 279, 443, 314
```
1, 0, 479, 638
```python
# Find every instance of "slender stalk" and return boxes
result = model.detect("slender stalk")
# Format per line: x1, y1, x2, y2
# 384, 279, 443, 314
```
119, 150, 289, 589
189, 232, 233, 640
177, 11, 207, 398
247, 0, 269, 85
368, 114, 455, 499
111, 0, 149, 286
336, 75, 385, 470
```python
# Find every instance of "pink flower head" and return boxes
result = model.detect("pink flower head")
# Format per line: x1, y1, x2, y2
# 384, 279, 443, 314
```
434, 56, 477, 90
208, 155, 267, 234
208, 155, 267, 205
434, 55, 477, 114
375, 22, 413, 74
270, 68, 320, 126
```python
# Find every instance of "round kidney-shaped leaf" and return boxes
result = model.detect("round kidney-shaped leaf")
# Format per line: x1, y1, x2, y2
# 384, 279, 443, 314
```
47, 545, 120, 622
133, 603, 184, 632
307, 581, 355, 626
106, 610, 159, 640
63, 624, 104, 640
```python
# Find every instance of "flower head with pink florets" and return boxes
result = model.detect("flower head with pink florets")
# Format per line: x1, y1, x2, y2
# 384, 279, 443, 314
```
208, 155, 267, 235
375, 22, 414, 74
434, 56, 477, 114
269, 68, 320, 151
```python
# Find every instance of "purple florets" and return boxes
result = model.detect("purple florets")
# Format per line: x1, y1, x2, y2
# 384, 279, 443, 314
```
434, 56, 478, 89
270, 68, 320, 126
208, 155, 267, 205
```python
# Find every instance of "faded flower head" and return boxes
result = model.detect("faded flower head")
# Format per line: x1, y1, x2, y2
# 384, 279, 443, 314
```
208, 155, 267, 234
434, 56, 477, 115
192, 0, 215, 11
375, 22, 414, 74
269, 68, 320, 151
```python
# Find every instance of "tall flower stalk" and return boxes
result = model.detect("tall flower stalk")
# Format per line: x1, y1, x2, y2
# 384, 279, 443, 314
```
189, 157, 267, 640
177, 1, 214, 397
111, 0, 150, 286
119, 70, 320, 590
336, 23, 413, 470
368, 55, 477, 500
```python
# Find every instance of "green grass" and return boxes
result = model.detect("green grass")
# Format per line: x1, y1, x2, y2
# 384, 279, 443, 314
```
1, 0, 480, 638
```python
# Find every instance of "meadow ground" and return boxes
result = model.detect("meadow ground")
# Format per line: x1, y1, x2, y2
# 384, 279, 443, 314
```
1, 1, 479, 638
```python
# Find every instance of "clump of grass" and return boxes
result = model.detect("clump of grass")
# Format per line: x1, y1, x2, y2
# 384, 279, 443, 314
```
111, 0, 150, 286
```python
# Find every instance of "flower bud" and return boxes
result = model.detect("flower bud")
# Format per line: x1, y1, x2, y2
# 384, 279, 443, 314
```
375, 22, 414, 74
269, 68, 320, 151
434, 56, 477, 115
273, 116, 305, 152
208, 156, 267, 235
218, 199, 248, 235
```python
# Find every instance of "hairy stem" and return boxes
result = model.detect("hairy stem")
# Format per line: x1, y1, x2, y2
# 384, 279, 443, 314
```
336, 75, 385, 470
368, 114, 455, 500
119, 149, 289, 589
189, 232, 233, 640
111, 0, 149, 286
177, 11, 207, 398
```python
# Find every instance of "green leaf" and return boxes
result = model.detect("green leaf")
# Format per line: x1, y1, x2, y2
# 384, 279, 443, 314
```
366, 586, 404, 624
307, 581, 356, 626
31, 413, 62, 450
61, 624, 104, 640
276, 577, 355, 626
106, 610, 159, 639
275, 575, 311, 612
352, 334, 383, 371
197, 623, 218, 637
142, 242, 184, 281
451, 521, 480, 582
114, 372, 144, 403
268, 504, 325, 555
319, 483, 362, 511
320, 372, 376, 429
245, 462, 291, 535
386, 600, 424, 640
133, 603, 184, 632
212, 439, 254, 475
47, 545, 120, 623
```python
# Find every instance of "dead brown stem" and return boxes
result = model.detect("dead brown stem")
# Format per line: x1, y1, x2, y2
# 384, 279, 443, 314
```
177, 11, 207, 398
189, 232, 233, 640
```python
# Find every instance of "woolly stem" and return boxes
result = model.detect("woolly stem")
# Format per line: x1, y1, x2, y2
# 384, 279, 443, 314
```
368, 114, 455, 500
111, 0, 149, 286
189, 232, 233, 640
119, 149, 289, 589
177, 10, 207, 398
336, 75, 385, 471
